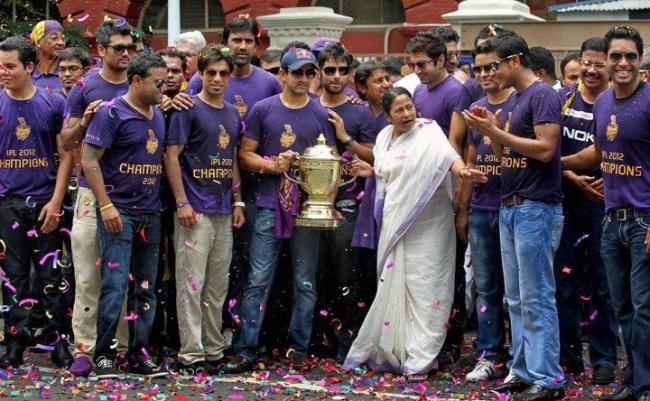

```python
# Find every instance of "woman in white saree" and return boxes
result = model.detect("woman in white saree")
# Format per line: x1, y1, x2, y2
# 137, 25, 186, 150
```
344, 87, 487, 377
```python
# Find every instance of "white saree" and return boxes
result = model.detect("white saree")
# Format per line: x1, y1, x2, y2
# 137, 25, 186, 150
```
344, 119, 460, 375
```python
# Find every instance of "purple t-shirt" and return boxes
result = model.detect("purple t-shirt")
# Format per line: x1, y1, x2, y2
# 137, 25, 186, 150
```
243, 95, 336, 209
167, 96, 241, 214
469, 96, 506, 212
594, 83, 650, 212
83, 97, 166, 214
32, 66, 62, 92
185, 72, 202, 95
560, 87, 600, 178
327, 100, 377, 203
65, 69, 129, 187
0, 88, 64, 200
413, 75, 463, 136
500, 81, 563, 203
453, 78, 485, 113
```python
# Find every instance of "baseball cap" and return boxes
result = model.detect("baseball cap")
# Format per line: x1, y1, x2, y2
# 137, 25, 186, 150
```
281, 47, 317, 71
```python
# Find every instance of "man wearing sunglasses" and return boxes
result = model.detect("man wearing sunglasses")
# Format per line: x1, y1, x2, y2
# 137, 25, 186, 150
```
166, 45, 244, 375
316, 42, 377, 364
463, 33, 565, 401
226, 46, 335, 373
554, 37, 618, 386
29, 20, 65, 92
60, 19, 135, 378
563, 26, 650, 401
82, 53, 168, 379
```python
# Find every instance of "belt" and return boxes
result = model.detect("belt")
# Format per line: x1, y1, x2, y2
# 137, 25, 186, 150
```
502, 195, 525, 207
608, 207, 650, 222
335, 199, 358, 208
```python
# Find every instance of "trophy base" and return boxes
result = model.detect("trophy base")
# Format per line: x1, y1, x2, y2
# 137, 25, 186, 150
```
295, 216, 340, 229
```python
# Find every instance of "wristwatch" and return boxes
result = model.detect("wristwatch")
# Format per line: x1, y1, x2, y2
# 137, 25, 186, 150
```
343, 136, 356, 146
233, 201, 246, 209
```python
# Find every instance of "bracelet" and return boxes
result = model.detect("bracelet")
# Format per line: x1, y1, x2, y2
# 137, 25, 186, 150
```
176, 200, 190, 209
233, 201, 246, 209
99, 203, 114, 212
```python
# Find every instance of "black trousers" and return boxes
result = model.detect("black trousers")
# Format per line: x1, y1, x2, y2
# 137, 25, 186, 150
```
0, 196, 65, 346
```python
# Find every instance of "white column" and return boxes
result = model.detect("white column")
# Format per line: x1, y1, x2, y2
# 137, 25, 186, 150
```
167, 0, 181, 46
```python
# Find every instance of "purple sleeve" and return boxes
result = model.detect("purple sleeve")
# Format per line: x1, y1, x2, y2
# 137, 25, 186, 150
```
531, 87, 563, 125
186, 73, 203, 95
52, 93, 65, 135
83, 104, 116, 149
446, 87, 461, 118
64, 82, 85, 118
166, 109, 192, 146
269, 76, 282, 96
357, 107, 379, 144
453, 84, 473, 113
242, 103, 264, 142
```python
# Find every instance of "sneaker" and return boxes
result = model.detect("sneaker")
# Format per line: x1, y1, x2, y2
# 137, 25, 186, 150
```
466, 359, 506, 382
205, 357, 227, 375
592, 365, 615, 385
128, 357, 169, 378
70, 355, 93, 377
288, 351, 311, 370
174, 361, 207, 375
224, 355, 254, 373
94, 356, 119, 380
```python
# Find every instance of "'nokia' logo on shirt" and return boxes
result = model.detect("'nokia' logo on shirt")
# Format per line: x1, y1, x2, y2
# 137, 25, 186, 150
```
564, 108, 593, 121
563, 127, 594, 143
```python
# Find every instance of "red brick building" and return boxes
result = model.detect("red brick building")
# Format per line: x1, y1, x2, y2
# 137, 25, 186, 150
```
51, 0, 463, 56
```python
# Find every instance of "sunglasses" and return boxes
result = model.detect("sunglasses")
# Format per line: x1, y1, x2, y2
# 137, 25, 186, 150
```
153, 78, 165, 88
264, 67, 280, 75
289, 68, 317, 79
407, 59, 434, 70
471, 61, 501, 75
107, 44, 137, 55
204, 69, 231, 78
322, 66, 350, 76
580, 59, 606, 69
609, 52, 639, 63
499, 53, 523, 63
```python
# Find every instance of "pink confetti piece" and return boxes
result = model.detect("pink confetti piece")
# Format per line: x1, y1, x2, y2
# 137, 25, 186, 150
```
355, 190, 365, 201
4, 281, 16, 293
580, 295, 592, 301
27, 229, 38, 237
562, 266, 572, 274
590, 310, 599, 320
319, 309, 329, 316
123, 312, 138, 320
77, 12, 90, 22
141, 347, 150, 359
232, 180, 241, 190
228, 298, 237, 309
107, 262, 120, 269
477, 349, 487, 360
357, 302, 366, 308
59, 227, 71, 237
573, 233, 589, 247
580, 321, 589, 327
141, 280, 149, 289
386, 261, 394, 270
11, 221, 19, 229
344, 180, 357, 192
18, 298, 38, 307
35, 344, 55, 352
491, 390, 509, 401
38, 251, 58, 266
190, 282, 199, 292
183, 239, 197, 249
480, 304, 488, 313
383, 320, 390, 326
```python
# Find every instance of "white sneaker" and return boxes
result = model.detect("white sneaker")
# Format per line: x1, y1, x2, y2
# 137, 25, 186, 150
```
465, 360, 505, 382
504, 366, 516, 382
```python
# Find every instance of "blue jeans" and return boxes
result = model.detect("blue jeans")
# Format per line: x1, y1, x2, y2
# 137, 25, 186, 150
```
235, 207, 321, 359
601, 214, 650, 393
553, 195, 617, 372
95, 210, 161, 360
469, 209, 507, 361
500, 200, 564, 388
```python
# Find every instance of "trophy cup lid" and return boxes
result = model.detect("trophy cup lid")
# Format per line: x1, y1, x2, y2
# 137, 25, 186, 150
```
302, 133, 340, 161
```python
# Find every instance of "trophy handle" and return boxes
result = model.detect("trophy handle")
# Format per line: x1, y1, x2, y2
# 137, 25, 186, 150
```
339, 175, 358, 187
283, 172, 301, 185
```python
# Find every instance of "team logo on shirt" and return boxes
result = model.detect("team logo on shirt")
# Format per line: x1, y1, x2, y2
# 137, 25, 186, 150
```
483, 136, 491, 145
503, 112, 512, 134
15, 117, 31, 140
146, 129, 159, 154
606, 114, 618, 141
218, 124, 230, 149
234, 95, 247, 117
280, 124, 296, 148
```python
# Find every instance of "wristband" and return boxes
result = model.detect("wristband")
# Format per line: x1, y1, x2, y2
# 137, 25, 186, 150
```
99, 203, 114, 212
343, 136, 356, 146
233, 201, 246, 209
176, 200, 190, 209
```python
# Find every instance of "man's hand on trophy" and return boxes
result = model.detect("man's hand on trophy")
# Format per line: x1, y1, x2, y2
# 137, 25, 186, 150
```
350, 157, 373, 177
275, 151, 299, 174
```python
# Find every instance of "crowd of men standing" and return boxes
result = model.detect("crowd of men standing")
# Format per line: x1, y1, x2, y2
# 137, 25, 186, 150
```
0, 13, 649, 401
